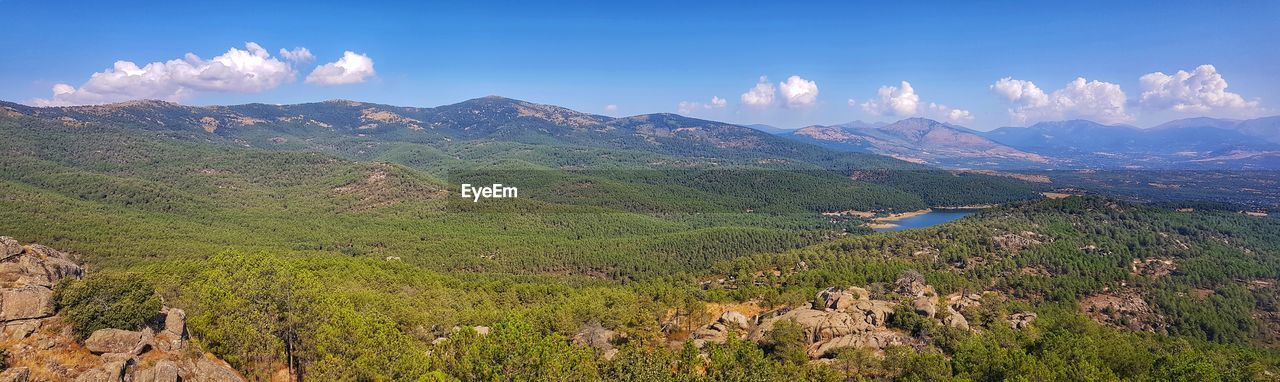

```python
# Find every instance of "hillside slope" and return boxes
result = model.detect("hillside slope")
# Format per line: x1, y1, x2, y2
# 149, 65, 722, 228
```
787, 118, 1048, 169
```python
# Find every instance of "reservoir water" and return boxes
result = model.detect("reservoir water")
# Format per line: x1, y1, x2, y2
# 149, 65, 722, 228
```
874, 210, 976, 232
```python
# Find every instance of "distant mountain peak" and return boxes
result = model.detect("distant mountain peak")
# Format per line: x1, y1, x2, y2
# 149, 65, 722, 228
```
786, 117, 1046, 167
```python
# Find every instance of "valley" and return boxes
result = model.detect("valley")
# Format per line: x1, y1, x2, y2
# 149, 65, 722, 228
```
0, 98, 1277, 380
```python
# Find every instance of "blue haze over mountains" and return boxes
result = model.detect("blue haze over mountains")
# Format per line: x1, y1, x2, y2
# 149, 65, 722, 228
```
3, 95, 1278, 170
759, 116, 1280, 170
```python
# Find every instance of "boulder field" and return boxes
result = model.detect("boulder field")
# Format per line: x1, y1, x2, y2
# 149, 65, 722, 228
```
0, 236, 245, 382
686, 272, 1037, 360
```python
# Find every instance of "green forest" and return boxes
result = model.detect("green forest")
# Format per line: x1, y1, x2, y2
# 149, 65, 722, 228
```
1, 110, 1278, 381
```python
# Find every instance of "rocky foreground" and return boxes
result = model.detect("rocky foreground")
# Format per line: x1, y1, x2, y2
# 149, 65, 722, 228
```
0, 237, 244, 382
686, 272, 1036, 360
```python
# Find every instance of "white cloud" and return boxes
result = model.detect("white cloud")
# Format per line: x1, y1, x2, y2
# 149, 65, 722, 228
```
740, 76, 776, 107
34, 42, 296, 106
778, 75, 818, 108
928, 102, 974, 124
991, 77, 1131, 124
676, 101, 698, 114
860, 81, 920, 117
677, 96, 728, 114
1139, 64, 1259, 114
279, 47, 314, 64
859, 81, 974, 124
306, 51, 376, 86
604, 104, 618, 113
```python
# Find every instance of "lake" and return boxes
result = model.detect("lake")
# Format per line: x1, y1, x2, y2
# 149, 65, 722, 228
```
874, 210, 976, 232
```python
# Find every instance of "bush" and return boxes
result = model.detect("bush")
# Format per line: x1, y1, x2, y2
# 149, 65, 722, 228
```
54, 273, 162, 339
889, 304, 928, 336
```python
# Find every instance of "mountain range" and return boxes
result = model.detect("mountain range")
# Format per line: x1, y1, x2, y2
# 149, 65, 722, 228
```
3, 97, 1278, 170
0, 96, 903, 168
784, 118, 1048, 168
769, 115, 1280, 170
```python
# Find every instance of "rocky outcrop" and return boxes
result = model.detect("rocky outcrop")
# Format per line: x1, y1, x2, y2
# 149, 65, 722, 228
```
719, 311, 751, 330
818, 286, 870, 311
942, 311, 970, 331
0, 286, 56, 321
749, 293, 903, 358
85, 328, 143, 354
572, 321, 618, 359
691, 311, 755, 346
0, 236, 245, 382
1008, 312, 1037, 330
0, 368, 30, 382
992, 231, 1046, 252
1082, 292, 1166, 332
0, 237, 82, 324
735, 273, 1009, 359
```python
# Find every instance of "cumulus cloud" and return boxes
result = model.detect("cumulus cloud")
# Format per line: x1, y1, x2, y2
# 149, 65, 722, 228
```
306, 51, 376, 86
740, 76, 776, 107
858, 81, 974, 124
928, 102, 974, 124
778, 75, 819, 108
34, 42, 296, 106
1139, 64, 1259, 114
991, 77, 1131, 124
279, 47, 314, 64
677, 96, 728, 114
604, 104, 619, 113
860, 81, 920, 117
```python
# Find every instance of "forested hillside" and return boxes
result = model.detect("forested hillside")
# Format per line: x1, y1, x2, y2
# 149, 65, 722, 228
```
0, 106, 1277, 380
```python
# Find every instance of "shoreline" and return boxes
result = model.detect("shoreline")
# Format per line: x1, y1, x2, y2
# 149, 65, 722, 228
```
865, 205, 993, 230
865, 208, 932, 230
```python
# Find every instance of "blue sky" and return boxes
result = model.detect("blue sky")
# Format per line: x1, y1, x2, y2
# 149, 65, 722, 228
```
2, 1, 1277, 130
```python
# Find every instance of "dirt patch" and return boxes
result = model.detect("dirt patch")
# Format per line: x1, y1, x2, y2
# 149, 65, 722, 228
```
1130, 258, 1176, 278
992, 231, 1046, 252
332, 164, 447, 210
1081, 292, 1166, 333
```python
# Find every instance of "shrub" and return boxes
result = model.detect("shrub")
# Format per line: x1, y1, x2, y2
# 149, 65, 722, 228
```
53, 273, 162, 339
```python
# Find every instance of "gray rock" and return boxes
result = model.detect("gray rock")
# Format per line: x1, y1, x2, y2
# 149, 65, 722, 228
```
154, 360, 180, 382
1008, 312, 1037, 330
812, 329, 907, 358
134, 359, 179, 382
571, 322, 616, 350
0, 285, 55, 321
819, 286, 871, 311
22, 245, 82, 286
602, 348, 619, 361
163, 308, 186, 338
75, 360, 126, 382
100, 351, 135, 363
192, 356, 247, 382
74, 369, 111, 382
719, 311, 751, 330
852, 300, 895, 327
2, 320, 41, 341
912, 296, 938, 318
0, 237, 21, 259
0, 367, 29, 382
0, 240, 81, 290
84, 328, 142, 354
894, 271, 929, 297
135, 327, 156, 355
753, 308, 870, 344
943, 310, 970, 331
